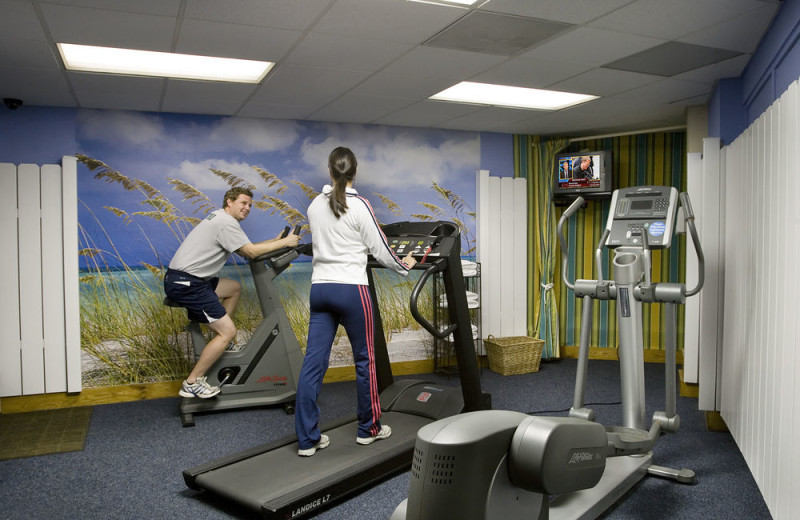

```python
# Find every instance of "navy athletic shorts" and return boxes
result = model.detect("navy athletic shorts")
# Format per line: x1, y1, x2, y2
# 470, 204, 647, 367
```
163, 269, 225, 323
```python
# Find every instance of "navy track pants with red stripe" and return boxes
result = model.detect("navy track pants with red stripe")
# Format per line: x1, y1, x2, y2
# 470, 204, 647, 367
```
295, 283, 382, 449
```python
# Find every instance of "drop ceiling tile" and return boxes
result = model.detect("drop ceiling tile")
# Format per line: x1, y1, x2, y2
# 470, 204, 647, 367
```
0, 37, 60, 69
312, 0, 465, 44
471, 57, 587, 89
679, 4, 778, 53
520, 27, 663, 68
175, 19, 302, 61
547, 67, 661, 97
250, 64, 371, 107
603, 42, 742, 77
350, 72, 456, 100
604, 77, 711, 106
237, 101, 319, 121
424, 10, 572, 56
0, 66, 76, 106
434, 105, 536, 132
184, 0, 333, 31
0, 0, 48, 40
309, 93, 413, 124
379, 46, 506, 81
68, 72, 165, 112
373, 99, 483, 128
588, 0, 762, 40
162, 80, 258, 115
672, 53, 751, 84
284, 33, 413, 72
42, 0, 180, 16
40, 3, 176, 50
480, 0, 634, 25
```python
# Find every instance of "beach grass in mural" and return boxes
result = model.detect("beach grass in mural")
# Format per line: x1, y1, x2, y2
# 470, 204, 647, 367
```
76, 152, 469, 387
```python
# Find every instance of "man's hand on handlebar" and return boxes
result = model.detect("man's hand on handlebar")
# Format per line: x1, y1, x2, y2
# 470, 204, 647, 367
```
277, 229, 300, 249
402, 251, 417, 269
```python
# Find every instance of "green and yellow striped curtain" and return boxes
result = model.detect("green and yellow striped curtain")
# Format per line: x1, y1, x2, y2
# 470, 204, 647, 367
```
514, 135, 568, 359
515, 131, 688, 354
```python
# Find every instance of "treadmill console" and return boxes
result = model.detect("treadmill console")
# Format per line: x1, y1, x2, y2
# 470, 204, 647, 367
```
381, 221, 459, 259
605, 186, 679, 249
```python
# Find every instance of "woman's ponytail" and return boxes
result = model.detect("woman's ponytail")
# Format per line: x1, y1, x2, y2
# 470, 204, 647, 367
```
328, 147, 357, 218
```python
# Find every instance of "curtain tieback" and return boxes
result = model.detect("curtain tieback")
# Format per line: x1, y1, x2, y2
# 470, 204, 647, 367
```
541, 282, 554, 291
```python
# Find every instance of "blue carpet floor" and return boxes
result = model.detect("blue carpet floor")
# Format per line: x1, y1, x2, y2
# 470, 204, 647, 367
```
0, 359, 772, 519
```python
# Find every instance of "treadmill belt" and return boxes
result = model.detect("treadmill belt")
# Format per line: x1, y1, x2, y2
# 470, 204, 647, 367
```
191, 411, 432, 517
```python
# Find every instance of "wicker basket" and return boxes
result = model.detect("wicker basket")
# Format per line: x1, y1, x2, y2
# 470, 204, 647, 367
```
484, 336, 544, 375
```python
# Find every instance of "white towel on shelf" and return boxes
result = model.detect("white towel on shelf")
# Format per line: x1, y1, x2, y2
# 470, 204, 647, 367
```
440, 323, 479, 341
461, 260, 478, 277
438, 291, 479, 309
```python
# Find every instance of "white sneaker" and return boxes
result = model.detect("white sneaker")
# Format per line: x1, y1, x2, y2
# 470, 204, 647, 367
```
298, 434, 330, 457
179, 376, 221, 399
356, 425, 392, 445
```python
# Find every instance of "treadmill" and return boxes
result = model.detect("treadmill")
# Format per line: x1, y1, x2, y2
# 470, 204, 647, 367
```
183, 221, 491, 519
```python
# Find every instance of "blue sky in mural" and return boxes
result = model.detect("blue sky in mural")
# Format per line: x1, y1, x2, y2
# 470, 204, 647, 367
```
75, 110, 480, 269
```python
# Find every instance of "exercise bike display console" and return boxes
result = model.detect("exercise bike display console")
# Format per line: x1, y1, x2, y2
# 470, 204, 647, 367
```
391, 187, 705, 520
183, 220, 490, 519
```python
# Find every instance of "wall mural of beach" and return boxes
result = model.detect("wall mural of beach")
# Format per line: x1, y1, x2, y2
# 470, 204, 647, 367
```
74, 110, 480, 388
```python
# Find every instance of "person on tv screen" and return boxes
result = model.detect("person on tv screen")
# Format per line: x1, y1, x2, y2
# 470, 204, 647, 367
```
571, 156, 595, 179
560, 160, 570, 179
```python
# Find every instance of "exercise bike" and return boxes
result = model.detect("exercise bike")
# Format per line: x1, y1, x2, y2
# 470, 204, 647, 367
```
165, 226, 306, 427
391, 186, 705, 520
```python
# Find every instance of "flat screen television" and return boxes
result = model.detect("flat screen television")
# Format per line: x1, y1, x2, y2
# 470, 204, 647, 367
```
553, 151, 612, 201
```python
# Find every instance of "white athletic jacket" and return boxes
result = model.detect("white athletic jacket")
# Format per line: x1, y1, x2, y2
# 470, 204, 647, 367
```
308, 185, 409, 285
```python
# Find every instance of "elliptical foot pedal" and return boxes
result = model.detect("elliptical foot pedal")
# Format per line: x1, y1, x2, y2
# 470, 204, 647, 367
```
648, 464, 695, 484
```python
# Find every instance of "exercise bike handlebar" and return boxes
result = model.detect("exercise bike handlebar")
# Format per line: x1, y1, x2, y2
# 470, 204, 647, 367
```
251, 224, 305, 269
409, 259, 456, 339
557, 196, 585, 291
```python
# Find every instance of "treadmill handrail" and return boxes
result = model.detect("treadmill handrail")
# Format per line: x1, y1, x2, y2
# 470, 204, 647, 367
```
409, 259, 455, 339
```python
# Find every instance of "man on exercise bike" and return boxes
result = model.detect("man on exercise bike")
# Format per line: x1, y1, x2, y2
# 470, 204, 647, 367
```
164, 187, 300, 399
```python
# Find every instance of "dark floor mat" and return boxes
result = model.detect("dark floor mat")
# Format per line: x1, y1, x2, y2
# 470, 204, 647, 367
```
0, 406, 93, 460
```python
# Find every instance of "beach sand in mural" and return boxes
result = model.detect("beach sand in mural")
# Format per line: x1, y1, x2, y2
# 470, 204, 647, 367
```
81, 327, 431, 386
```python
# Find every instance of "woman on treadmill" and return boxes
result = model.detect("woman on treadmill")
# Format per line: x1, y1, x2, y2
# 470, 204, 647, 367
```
295, 146, 417, 457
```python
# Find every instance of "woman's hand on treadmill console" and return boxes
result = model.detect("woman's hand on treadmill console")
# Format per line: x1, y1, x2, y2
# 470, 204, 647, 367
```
402, 251, 417, 269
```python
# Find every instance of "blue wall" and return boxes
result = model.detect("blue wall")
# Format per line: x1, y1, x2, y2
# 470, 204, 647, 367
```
710, 0, 800, 144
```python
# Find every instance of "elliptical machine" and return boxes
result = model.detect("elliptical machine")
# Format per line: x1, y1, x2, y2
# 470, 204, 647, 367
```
166, 226, 306, 427
390, 186, 705, 520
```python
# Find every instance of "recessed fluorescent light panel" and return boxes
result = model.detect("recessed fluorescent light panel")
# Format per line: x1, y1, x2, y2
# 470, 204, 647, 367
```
57, 43, 274, 84
430, 81, 598, 110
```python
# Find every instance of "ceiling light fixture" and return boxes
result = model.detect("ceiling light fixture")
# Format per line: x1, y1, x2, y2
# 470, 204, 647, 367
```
430, 81, 598, 110
57, 43, 274, 84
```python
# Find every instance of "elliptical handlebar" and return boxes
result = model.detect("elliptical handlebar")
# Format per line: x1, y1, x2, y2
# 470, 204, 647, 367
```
557, 196, 585, 290
680, 192, 705, 297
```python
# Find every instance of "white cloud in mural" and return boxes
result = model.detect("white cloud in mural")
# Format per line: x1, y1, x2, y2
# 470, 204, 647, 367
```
207, 118, 301, 153
171, 158, 264, 192
298, 124, 479, 190
77, 110, 301, 155
77, 110, 166, 146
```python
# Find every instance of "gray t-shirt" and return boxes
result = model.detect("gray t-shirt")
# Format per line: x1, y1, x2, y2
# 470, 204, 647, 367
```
168, 209, 250, 279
